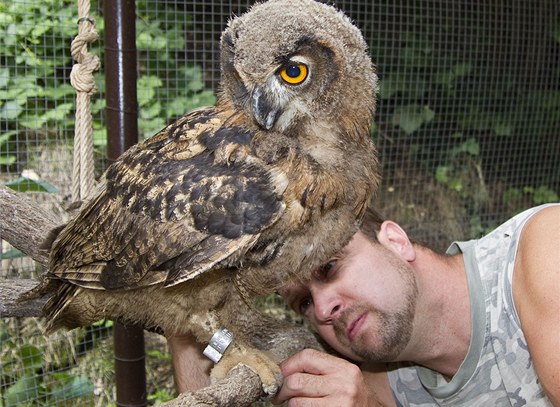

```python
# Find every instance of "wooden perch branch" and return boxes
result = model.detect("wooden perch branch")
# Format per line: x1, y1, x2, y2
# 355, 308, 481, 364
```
0, 185, 58, 267
0, 184, 320, 406
0, 279, 46, 318
161, 364, 263, 407
0, 185, 56, 318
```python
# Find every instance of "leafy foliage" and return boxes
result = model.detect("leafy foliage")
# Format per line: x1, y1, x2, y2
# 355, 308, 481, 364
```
367, 1, 559, 227
0, 0, 215, 176
1, 321, 95, 406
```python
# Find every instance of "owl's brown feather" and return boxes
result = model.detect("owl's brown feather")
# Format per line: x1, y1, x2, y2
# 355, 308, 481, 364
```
32, 0, 381, 396
47, 107, 286, 291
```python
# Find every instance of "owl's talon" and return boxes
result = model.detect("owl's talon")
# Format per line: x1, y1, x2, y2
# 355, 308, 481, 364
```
210, 345, 282, 398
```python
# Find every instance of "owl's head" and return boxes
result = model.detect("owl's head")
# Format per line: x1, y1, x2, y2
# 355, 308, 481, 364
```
219, 0, 377, 138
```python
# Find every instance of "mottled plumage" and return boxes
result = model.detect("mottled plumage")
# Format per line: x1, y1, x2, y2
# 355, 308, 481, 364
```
33, 0, 380, 396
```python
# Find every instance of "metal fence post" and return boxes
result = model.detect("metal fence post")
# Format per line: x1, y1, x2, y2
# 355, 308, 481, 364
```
103, 0, 147, 405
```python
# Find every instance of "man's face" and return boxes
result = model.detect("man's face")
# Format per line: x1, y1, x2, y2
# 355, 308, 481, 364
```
283, 231, 418, 363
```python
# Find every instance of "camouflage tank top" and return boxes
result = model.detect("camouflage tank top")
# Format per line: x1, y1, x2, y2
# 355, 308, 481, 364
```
387, 204, 558, 406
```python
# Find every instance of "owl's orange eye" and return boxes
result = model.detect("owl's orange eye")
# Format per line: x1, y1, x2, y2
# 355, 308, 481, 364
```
279, 63, 308, 85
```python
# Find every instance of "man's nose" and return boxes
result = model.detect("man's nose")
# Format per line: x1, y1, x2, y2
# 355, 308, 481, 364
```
313, 291, 343, 324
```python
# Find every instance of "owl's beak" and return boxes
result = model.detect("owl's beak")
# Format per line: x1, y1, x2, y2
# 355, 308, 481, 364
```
251, 87, 280, 130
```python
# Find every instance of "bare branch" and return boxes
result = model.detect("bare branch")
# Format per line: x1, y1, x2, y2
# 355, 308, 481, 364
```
161, 364, 263, 407
0, 279, 45, 318
0, 185, 60, 267
0, 185, 57, 317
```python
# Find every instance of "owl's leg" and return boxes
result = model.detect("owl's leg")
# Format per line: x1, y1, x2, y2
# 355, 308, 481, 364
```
176, 273, 319, 398
182, 306, 282, 398
209, 339, 282, 397
209, 311, 325, 397
208, 299, 285, 397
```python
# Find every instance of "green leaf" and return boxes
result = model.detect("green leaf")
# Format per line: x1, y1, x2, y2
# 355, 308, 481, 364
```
378, 75, 427, 100
435, 62, 473, 87
20, 102, 74, 129
0, 77, 43, 100
4, 374, 41, 407
0, 67, 9, 88
184, 91, 216, 112
435, 166, 449, 183
137, 75, 163, 107
392, 104, 435, 134
92, 319, 113, 328
165, 27, 186, 50
531, 186, 559, 204
140, 101, 162, 119
139, 117, 166, 140
147, 388, 174, 403
5, 177, 59, 193
91, 97, 106, 114
451, 137, 480, 156
464, 138, 480, 156
503, 187, 522, 204
0, 11, 15, 26
448, 178, 463, 193
50, 374, 94, 401
0, 130, 17, 146
378, 77, 401, 99
0, 100, 23, 120
42, 83, 75, 99
18, 344, 43, 370
0, 155, 16, 165
167, 97, 190, 117
93, 126, 107, 148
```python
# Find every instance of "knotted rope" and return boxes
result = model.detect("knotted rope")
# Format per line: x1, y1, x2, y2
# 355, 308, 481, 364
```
69, 0, 100, 202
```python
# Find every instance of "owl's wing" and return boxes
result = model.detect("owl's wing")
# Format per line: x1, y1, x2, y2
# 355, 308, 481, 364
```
48, 107, 286, 290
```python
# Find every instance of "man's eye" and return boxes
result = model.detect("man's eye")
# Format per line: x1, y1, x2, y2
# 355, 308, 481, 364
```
298, 297, 312, 314
317, 260, 336, 280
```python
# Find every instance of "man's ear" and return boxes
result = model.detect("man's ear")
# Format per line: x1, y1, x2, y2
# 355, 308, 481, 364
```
377, 221, 416, 262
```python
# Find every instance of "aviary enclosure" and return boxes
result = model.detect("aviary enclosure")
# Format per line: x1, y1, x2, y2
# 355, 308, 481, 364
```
1, 0, 558, 405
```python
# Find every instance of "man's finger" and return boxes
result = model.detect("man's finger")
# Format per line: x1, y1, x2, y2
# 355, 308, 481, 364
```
280, 348, 351, 376
273, 371, 332, 404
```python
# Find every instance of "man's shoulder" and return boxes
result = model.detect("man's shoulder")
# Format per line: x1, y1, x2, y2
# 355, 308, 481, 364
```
514, 203, 559, 286
479, 204, 559, 245
511, 204, 559, 260
513, 203, 560, 405
519, 204, 560, 241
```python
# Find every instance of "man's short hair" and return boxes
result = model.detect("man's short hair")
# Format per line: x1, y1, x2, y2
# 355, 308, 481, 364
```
360, 206, 385, 243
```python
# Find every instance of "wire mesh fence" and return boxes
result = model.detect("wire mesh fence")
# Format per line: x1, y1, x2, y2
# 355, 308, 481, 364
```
1, 0, 559, 405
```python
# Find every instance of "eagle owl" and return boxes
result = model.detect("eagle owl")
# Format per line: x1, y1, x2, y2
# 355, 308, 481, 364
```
32, 0, 379, 396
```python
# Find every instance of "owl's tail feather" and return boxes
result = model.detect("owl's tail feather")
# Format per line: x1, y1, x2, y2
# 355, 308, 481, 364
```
42, 283, 84, 334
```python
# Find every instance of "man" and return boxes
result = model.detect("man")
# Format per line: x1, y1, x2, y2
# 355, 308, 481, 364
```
169, 203, 560, 406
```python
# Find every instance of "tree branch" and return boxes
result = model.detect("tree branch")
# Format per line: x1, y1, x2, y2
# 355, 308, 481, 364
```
0, 185, 59, 267
0, 279, 46, 317
0, 185, 56, 318
161, 364, 263, 407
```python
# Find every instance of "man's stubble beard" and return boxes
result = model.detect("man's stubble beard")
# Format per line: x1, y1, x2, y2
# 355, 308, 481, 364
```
334, 260, 418, 362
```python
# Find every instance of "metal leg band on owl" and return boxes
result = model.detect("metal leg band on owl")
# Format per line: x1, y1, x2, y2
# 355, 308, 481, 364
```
203, 328, 233, 363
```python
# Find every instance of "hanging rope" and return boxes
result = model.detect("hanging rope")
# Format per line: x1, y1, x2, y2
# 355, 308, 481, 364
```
69, 0, 100, 202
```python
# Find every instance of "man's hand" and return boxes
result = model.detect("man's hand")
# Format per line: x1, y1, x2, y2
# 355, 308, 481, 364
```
273, 349, 387, 406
